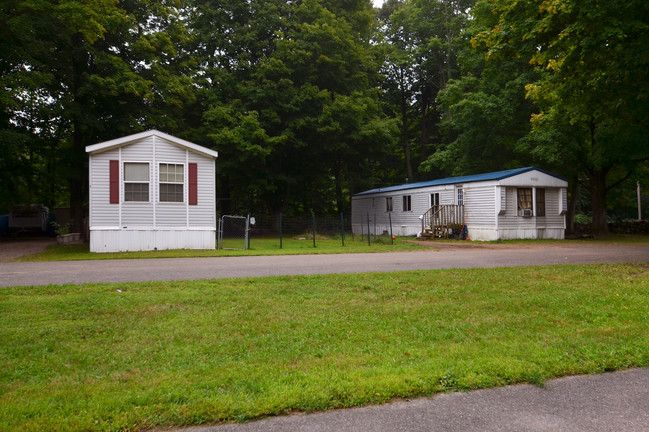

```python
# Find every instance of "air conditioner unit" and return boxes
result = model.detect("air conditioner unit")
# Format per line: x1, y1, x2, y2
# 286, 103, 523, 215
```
521, 208, 533, 218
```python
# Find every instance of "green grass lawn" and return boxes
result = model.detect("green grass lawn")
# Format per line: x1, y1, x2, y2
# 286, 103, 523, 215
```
14, 234, 649, 262
1, 263, 648, 431
15, 235, 428, 262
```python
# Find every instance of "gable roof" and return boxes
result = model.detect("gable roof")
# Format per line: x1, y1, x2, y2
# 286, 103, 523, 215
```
85, 129, 218, 159
353, 167, 567, 196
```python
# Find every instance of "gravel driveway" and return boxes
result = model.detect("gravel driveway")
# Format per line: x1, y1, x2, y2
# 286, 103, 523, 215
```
0, 237, 55, 262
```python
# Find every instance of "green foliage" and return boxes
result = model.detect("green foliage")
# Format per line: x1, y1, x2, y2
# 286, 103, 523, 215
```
478, 0, 649, 232
379, 0, 476, 182
1, 0, 196, 217
3, 0, 646, 229
193, 0, 391, 215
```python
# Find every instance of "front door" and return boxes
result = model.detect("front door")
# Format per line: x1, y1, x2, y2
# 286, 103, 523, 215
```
431, 193, 439, 210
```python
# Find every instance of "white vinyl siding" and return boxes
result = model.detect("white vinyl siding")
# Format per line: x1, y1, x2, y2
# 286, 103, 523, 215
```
118, 137, 155, 227
542, 188, 565, 226
88, 133, 217, 250
499, 187, 529, 229
89, 149, 120, 227
188, 152, 215, 227
464, 185, 494, 228
351, 185, 456, 236
351, 170, 567, 240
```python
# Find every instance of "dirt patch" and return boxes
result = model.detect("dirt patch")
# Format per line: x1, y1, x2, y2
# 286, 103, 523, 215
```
406, 239, 638, 250
0, 237, 56, 262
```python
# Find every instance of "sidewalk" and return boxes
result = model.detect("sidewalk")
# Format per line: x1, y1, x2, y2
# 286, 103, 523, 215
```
175, 368, 649, 432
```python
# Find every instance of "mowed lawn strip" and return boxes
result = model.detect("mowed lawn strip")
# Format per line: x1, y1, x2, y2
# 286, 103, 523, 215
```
14, 236, 427, 262
1, 263, 648, 431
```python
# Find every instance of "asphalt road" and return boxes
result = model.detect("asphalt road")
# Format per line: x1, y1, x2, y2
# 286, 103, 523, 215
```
1, 243, 648, 287
179, 368, 649, 432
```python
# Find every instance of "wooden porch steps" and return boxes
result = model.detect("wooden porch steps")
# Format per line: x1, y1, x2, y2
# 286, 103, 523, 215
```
420, 205, 465, 240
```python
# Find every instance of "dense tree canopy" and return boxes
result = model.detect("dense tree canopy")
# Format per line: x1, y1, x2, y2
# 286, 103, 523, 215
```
477, 0, 649, 232
2, 0, 647, 232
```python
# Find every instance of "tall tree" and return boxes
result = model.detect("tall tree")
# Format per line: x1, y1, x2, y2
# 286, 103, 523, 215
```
379, 0, 474, 182
196, 0, 390, 215
420, 0, 539, 176
479, 0, 649, 233
1, 0, 194, 227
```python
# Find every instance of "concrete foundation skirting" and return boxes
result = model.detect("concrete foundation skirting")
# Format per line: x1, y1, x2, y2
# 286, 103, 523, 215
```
90, 229, 215, 253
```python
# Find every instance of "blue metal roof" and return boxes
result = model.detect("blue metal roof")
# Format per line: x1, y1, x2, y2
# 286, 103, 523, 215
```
353, 167, 567, 196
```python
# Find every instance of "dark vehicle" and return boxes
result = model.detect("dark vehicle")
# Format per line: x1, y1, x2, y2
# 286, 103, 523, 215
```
8, 204, 50, 235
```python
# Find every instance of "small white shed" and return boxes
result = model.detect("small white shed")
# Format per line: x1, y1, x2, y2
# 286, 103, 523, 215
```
352, 167, 568, 241
86, 130, 218, 252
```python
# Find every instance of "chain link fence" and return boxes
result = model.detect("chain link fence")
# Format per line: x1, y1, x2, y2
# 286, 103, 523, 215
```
218, 215, 249, 250
248, 213, 348, 237
218, 212, 395, 249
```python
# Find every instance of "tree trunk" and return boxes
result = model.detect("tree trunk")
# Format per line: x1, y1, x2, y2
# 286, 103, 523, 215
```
334, 161, 344, 215
566, 176, 580, 235
589, 168, 609, 235
401, 94, 413, 181
69, 32, 87, 237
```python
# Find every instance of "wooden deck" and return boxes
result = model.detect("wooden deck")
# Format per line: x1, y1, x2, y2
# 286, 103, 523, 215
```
420, 205, 465, 239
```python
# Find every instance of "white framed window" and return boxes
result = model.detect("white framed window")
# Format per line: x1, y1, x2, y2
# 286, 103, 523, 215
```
536, 188, 546, 216
386, 197, 393, 212
456, 187, 464, 206
517, 188, 533, 217
159, 163, 184, 203
123, 162, 150, 202
431, 193, 440, 208
402, 195, 412, 211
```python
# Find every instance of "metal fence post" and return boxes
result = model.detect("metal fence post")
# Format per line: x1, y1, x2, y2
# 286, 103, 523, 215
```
340, 212, 345, 246
374, 213, 377, 239
217, 216, 222, 249
312, 211, 316, 248
245, 214, 250, 250
367, 212, 371, 246
389, 212, 393, 245
279, 212, 283, 249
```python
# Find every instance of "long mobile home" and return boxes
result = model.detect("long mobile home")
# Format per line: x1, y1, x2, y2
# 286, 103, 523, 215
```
86, 130, 218, 252
351, 167, 568, 241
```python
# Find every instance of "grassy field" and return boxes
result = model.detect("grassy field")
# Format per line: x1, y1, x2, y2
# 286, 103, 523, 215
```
14, 233, 649, 262
15, 235, 428, 262
1, 263, 648, 431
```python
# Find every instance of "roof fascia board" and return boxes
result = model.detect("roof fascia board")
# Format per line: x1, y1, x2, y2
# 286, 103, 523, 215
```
85, 130, 218, 159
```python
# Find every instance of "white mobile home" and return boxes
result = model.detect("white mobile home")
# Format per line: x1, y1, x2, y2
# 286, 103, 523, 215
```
86, 130, 218, 252
351, 167, 568, 241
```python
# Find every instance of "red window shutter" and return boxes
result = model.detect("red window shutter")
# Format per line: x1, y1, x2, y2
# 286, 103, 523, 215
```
189, 163, 198, 205
109, 160, 119, 204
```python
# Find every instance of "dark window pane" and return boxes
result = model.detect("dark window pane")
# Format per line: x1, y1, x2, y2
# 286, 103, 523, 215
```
160, 183, 183, 202
125, 183, 149, 202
